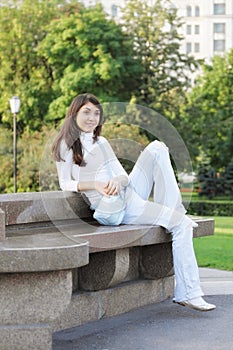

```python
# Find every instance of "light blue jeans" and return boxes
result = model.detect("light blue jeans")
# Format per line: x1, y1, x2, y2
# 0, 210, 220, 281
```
122, 141, 204, 302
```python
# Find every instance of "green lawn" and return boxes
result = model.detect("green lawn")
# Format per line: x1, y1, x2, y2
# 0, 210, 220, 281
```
193, 216, 233, 271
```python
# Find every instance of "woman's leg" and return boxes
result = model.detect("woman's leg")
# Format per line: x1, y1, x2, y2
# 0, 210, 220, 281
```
172, 223, 203, 301
124, 197, 215, 308
125, 141, 215, 308
129, 141, 186, 213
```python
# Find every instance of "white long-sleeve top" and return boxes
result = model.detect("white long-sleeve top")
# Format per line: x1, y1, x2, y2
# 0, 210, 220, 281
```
56, 132, 129, 209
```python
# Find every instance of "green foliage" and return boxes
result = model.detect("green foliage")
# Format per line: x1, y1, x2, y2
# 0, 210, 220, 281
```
194, 149, 233, 201
188, 200, 233, 217
102, 122, 149, 173
0, 0, 71, 130
181, 51, 233, 170
38, 4, 141, 122
0, 0, 141, 131
222, 158, 233, 198
0, 126, 14, 192
0, 124, 58, 193
17, 126, 57, 192
196, 156, 224, 199
122, 0, 198, 117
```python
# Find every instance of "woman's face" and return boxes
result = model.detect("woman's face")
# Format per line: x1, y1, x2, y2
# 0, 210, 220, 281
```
76, 102, 101, 133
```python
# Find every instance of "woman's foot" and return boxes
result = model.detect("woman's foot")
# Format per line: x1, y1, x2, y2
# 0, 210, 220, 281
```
173, 297, 216, 311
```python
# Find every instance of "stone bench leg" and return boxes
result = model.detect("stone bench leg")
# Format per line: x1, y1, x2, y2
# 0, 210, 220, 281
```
0, 270, 72, 350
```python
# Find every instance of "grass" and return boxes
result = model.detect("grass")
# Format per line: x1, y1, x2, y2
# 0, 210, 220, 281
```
193, 216, 233, 271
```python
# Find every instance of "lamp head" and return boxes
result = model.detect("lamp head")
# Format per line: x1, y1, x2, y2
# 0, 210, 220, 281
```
9, 96, 21, 114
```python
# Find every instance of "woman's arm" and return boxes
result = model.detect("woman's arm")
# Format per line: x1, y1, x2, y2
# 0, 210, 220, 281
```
78, 177, 127, 196
78, 181, 108, 196
56, 147, 79, 192
98, 137, 129, 195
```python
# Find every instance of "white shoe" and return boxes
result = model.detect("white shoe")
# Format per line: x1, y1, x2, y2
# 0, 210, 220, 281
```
173, 297, 216, 312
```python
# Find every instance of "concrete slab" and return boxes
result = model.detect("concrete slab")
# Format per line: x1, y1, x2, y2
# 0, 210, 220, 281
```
200, 268, 233, 296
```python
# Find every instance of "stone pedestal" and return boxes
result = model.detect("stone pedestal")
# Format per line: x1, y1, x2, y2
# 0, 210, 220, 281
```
78, 247, 140, 291
0, 325, 51, 350
140, 242, 174, 279
0, 270, 72, 350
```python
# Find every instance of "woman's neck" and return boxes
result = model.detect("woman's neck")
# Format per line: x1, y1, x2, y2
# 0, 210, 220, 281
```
80, 131, 94, 142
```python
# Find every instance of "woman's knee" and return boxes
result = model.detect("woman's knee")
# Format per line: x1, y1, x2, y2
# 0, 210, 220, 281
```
172, 223, 194, 243
145, 140, 169, 156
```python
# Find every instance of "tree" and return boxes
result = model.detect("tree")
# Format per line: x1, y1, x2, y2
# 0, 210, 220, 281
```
38, 4, 141, 123
184, 50, 233, 169
122, 0, 198, 118
223, 158, 233, 198
180, 50, 233, 170
0, 0, 83, 131
197, 165, 218, 199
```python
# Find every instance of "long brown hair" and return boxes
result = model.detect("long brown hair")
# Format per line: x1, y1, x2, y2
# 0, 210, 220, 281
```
52, 93, 103, 166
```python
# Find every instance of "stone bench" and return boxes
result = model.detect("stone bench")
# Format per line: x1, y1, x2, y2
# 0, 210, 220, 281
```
0, 191, 215, 349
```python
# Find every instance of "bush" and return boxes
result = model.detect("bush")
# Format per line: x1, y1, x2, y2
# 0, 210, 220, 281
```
187, 200, 233, 216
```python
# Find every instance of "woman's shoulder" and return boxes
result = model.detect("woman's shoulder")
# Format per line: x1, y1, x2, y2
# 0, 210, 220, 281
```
98, 136, 109, 144
59, 139, 72, 159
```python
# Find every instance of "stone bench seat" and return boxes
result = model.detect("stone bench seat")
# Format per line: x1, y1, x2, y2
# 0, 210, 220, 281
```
5, 214, 214, 253
1, 214, 213, 275
69, 216, 214, 252
0, 231, 88, 273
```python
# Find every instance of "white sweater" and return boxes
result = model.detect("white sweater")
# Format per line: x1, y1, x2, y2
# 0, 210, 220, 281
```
56, 133, 129, 208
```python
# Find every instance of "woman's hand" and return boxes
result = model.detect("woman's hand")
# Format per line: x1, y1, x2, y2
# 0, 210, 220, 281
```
94, 181, 111, 196
95, 180, 120, 196
78, 175, 128, 197
104, 178, 122, 196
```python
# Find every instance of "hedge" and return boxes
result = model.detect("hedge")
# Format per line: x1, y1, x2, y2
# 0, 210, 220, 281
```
186, 200, 233, 217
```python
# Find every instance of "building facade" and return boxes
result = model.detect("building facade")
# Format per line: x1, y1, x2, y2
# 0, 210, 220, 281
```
174, 0, 233, 63
80, 0, 124, 19
80, 0, 233, 63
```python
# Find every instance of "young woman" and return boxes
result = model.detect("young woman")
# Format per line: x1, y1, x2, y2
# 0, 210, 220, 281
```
52, 93, 216, 312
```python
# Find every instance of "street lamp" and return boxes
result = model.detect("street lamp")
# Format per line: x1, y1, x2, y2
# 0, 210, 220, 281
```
9, 96, 21, 193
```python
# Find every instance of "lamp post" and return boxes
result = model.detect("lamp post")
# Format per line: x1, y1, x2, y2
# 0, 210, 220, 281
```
9, 96, 21, 193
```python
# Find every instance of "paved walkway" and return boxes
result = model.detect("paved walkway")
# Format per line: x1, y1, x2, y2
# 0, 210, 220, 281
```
199, 268, 233, 295
53, 268, 233, 350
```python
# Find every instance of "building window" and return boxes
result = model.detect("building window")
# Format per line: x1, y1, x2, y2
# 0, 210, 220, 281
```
213, 23, 225, 33
195, 25, 200, 34
186, 25, 192, 35
213, 4, 226, 15
111, 4, 118, 17
194, 43, 200, 52
186, 42, 192, 53
195, 6, 200, 17
186, 6, 192, 17
214, 39, 225, 51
